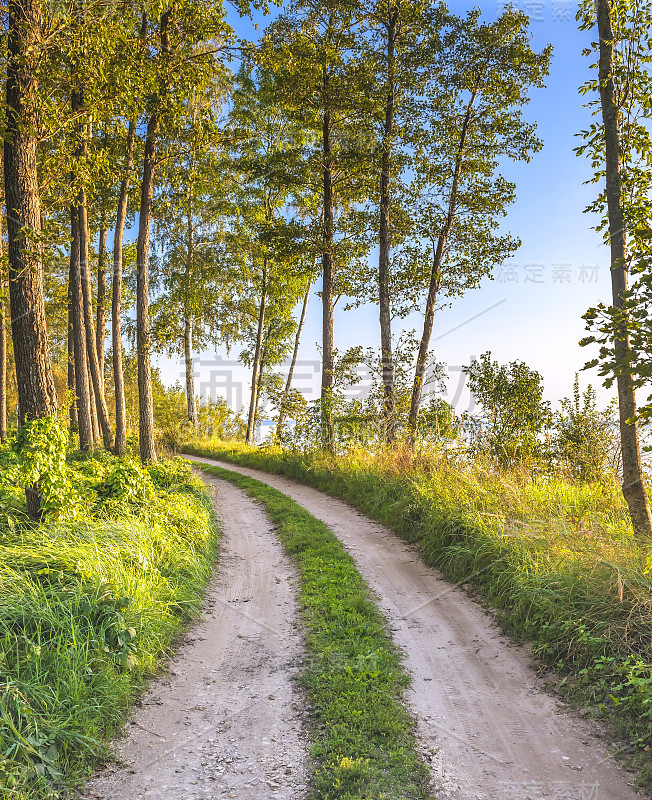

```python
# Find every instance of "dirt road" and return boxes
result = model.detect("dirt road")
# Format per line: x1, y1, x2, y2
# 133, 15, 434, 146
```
84, 473, 310, 800
186, 455, 644, 800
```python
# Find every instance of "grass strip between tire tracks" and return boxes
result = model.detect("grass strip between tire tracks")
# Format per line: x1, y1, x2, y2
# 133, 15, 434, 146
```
185, 442, 652, 792
199, 463, 430, 800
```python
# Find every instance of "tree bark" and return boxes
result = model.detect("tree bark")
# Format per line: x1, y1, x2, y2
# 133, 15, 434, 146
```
135, 10, 173, 463
246, 259, 268, 446
5, 0, 58, 518
184, 316, 198, 430
79, 187, 114, 450
184, 181, 198, 430
596, 0, 652, 539
5, 0, 58, 442
96, 221, 107, 383
136, 109, 159, 463
67, 274, 77, 432
276, 279, 312, 439
112, 119, 136, 456
321, 65, 335, 453
408, 93, 476, 443
70, 205, 93, 449
378, 1, 399, 443
0, 213, 7, 442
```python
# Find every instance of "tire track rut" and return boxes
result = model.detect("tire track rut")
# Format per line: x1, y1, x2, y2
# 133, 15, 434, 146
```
84, 474, 309, 800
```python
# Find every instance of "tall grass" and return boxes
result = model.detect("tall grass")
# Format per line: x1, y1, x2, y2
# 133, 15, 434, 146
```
184, 439, 652, 788
0, 455, 218, 798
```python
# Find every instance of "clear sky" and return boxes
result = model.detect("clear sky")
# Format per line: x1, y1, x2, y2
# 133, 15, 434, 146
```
156, 0, 618, 418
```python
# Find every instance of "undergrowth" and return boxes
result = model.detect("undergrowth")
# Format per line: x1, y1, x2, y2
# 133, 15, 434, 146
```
185, 439, 652, 790
1, 428, 218, 799
199, 463, 429, 800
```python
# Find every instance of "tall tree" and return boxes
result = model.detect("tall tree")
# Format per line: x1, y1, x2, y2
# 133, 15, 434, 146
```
400, 10, 550, 441
263, 0, 374, 451
577, 0, 652, 538
5, 0, 58, 516
112, 119, 137, 456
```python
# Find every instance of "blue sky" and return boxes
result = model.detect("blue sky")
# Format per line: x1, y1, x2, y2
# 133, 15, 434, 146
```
157, 0, 617, 416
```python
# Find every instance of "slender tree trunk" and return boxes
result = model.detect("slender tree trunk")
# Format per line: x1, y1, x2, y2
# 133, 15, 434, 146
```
378, 2, 399, 443
408, 93, 476, 443
596, 0, 652, 539
112, 119, 136, 456
88, 358, 100, 444
408, 250, 441, 441
321, 66, 335, 453
276, 279, 312, 439
96, 221, 107, 383
79, 187, 114, 450
70, 206, 93, 449
5, 0, 58, 518
252, 336, 267, 441
136, 110, 159, 463
0, 213, 7, 442
67, 276, 77, 432
135, 10, 172, 463
184, 316, 198, 430
246, 259, 268, 446
184, 183, 198, 430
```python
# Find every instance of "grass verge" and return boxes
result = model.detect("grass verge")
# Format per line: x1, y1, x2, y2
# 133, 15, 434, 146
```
185, 440, 652, 791
1, 453, 219, 799
199, 462, 429, 800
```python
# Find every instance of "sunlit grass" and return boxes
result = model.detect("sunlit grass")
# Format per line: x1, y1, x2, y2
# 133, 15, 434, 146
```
185, 438, 652, 789
0, 456, 219, 798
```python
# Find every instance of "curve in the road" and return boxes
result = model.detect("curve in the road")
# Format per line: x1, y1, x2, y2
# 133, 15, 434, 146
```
185, 454, 644, 800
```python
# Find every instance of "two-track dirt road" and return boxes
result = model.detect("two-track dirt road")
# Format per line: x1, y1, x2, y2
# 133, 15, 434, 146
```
184, 455, 644, 800
85, 455, 645, 800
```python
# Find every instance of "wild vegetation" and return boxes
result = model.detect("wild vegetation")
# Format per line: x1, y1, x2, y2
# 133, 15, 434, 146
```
186, 439, 652, 788
1, 0, 652, 795
0, 423, 218, 798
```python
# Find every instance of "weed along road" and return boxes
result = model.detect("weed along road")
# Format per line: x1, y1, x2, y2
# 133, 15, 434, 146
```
185, 455, 644, 800
84, 473, 310, 800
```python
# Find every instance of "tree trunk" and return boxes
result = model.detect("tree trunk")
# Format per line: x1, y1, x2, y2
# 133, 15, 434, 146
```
67, 275, 77, 432
246, 259, 268, 446
408, 251, 441, 441
184, 182, 198, 430
184, 316, 198, 430
79, 188, 114, 450
5, 0, 58, 518
70, 205, 93, 449
96, 221, 107, 383
136, 109, 159, 463
112, 119, 136, 456
135, 10, 172, 463
4, 0, 58, 424
276, 279, 312, 439
378, 2, 399, 443
321, 66, 335, 453
596, 0, 652, 539
88, 358, 100, 445
0, 218, 7, 442
252, 335, 267, 441
408, 92, 476, 443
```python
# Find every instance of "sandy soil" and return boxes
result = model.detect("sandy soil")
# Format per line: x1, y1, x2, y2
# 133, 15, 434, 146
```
185, 455, 645, 800
84, 474, 310, 800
